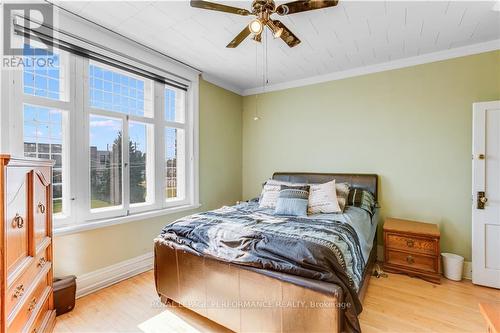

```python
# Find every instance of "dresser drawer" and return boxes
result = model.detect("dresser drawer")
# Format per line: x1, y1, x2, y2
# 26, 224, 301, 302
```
385, 250, 438, 273
386, 234, 438, 255
8, 273, 51, 333
6, 247, 51, 316
26, 294, 51, 333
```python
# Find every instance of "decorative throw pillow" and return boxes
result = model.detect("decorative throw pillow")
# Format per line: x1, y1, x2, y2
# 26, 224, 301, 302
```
259, 179, 293, 209
274, 185, 310, 216
308, 180, 341, 214
336, 182, 350, 212
347, 188, 376, 216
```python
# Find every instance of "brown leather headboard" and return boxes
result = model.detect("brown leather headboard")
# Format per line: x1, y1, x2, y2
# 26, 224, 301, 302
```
272, 172, 378, 201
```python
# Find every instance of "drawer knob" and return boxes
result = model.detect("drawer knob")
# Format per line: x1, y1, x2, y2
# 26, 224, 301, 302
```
37, 257, 47, 268
13, 284, 25, 299
406, 255, 415, 264
28, 297, 37, 312
12, 213, 24, 228
38, 202, 46, 214
406, 239, 415, 247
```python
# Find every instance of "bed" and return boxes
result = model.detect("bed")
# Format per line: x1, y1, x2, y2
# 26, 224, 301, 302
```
154, 172, 379, 333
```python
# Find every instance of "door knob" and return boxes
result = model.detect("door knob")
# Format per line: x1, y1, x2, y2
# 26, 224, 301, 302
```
478, 191, 488, 209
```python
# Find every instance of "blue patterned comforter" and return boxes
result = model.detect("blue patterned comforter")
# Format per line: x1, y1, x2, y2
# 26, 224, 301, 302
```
157, 201, 373, 332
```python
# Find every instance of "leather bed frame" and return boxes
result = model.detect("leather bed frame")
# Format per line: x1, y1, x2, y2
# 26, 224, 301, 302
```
154, 173, 378, 333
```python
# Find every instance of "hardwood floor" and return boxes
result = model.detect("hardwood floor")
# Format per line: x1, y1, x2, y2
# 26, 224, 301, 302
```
54, 270, 499, 333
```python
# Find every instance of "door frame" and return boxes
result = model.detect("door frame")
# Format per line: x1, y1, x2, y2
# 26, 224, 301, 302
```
472, 100, 500, 287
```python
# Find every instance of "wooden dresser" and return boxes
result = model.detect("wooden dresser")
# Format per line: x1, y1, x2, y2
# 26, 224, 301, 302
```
1, 155, 56, 333
383, 217, 441, 284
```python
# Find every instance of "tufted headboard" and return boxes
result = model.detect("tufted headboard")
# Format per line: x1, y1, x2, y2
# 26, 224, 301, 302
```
272, 172, 378, 201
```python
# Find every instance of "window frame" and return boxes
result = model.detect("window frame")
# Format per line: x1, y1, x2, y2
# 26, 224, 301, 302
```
7, 47, 200, 233
163, 85, 191, 209
11, 49, 76, 226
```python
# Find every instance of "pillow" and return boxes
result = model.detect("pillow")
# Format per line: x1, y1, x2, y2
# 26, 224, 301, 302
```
336, 182, 350, 212
347, 188, 376, 216
260, 179, 350, 212
308, 180, 341, 214
259, 179, 293, 209
275, 185, 310, 216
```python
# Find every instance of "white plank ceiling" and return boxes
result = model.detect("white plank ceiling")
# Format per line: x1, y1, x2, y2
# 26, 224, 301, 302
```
54, 0, 500, 93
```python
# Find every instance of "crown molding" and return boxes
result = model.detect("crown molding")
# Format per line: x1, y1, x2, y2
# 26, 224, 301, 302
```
202, 73, 244, 95
242, 39, 500, 96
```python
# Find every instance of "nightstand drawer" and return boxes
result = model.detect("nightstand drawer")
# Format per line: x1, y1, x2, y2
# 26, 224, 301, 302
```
385, 250, 438, 273
386, 234, 437, 255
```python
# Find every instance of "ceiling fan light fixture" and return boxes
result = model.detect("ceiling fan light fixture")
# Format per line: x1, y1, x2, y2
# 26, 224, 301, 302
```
273, 27, 284, 38
248, 19, 263, 34
252, 33, 262, 43
267, 20, 283, 39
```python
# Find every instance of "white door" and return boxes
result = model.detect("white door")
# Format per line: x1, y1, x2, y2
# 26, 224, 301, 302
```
472, 101, 500, 288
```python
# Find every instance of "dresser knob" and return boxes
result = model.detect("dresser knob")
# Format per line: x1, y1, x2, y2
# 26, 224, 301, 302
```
37, 257, 47, 268
38, 202, 46, 214
406, 255, 415, 264
12, 213, 24, 228
406, 239, 414, 247
13, 284, 25, 298
28, 297, 37, 312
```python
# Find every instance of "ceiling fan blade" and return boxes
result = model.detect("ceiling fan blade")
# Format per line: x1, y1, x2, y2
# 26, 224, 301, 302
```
273, 20, 301, 47
190, 0, 251, 16
226, 26, 252, 48
276, 0, 339, 15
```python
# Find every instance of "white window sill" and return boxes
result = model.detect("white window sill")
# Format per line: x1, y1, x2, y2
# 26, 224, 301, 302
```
53, 203, 202, 236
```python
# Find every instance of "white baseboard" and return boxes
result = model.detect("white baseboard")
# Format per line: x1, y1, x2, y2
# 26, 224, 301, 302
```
76, 252, 154, 299
376, 245, 472, 280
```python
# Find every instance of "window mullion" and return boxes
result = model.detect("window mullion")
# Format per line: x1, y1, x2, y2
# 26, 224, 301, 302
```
123, 115, 130, 214
62, 52, 77, 225
155, 82, 166, 208
22, 94, 72, 110
77, 56, 90, 223
10, 69, 24, 155
128, 114, 154, 124
163, 121, 186, 129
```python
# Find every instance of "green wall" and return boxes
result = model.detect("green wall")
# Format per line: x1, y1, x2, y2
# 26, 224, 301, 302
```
54, 79, 243, 276
54, 51, 500, 275
242, 51, 500, 261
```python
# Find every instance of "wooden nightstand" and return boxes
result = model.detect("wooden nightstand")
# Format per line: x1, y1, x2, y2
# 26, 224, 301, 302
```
383, 217, 441, 284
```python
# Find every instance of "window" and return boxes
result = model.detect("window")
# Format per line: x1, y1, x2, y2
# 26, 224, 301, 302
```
86, 62, 158, 219
23, 105, 65, 213
89, 64, 152, 117
22, 45, 68, 101
21, 47, 70, 218
164, 87, 187, 202
89, 115, 123, 210
11, 47, 198, 230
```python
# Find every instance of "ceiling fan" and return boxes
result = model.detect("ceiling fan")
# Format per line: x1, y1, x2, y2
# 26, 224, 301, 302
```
190, 0, 339, 48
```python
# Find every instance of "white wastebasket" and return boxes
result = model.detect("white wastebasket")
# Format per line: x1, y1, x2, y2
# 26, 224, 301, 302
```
441, 253, 464, 281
